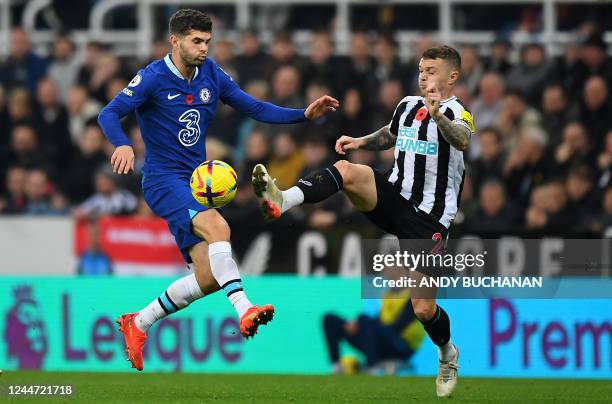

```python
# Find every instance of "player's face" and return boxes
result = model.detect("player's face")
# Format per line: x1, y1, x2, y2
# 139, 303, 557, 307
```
176, 30, 212, 67
418, 58, 457, 95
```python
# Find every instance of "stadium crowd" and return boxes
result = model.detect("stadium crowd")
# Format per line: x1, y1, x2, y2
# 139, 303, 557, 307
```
1, 22, 611, 238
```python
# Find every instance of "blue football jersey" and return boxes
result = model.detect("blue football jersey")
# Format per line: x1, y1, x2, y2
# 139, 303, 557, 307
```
100, 54, 305, 177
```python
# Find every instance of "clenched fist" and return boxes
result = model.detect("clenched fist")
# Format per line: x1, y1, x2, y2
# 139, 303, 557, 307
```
335, 135, 364, 155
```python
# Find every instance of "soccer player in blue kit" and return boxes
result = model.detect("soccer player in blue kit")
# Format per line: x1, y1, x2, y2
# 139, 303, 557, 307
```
98, 9, 339, 371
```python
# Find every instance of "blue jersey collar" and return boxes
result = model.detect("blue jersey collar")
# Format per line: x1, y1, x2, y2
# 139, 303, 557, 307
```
164, 53, 199, 81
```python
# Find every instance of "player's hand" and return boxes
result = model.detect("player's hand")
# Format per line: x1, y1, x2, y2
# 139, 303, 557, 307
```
424, 82, 441, 118
111, 145, 135, 174
304, 95, 339, 120
335, 135, 363, 155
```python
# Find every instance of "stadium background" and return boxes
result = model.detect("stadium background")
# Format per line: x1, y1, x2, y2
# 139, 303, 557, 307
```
1, 0, 611, 387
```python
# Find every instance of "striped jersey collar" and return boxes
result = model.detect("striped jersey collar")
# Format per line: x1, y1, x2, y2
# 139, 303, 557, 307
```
164, 53, 199, 81
440, 95, 456, 104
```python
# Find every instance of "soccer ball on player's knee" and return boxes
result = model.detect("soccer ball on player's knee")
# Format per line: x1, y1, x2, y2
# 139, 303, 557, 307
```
190, 160, 238, 208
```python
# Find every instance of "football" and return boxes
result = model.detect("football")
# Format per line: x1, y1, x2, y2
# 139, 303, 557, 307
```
190, 160, 238, 208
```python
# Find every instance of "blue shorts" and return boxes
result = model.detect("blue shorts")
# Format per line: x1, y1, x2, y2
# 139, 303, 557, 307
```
142, 173, 208, 263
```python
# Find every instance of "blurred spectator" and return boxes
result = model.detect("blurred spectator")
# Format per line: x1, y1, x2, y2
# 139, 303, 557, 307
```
7, 87, 33, 124
5, 124, 48, 171
322, 288, 423, 375
78, 44, 121, 102
464, 179, 517, 236
303, 32, 349, 96
296, 81, 339, 144
234, 30, 272, 87
372, 80, 403, 131
23, 169, 67, 215
67, 85, 102, 143
74, 170, 138, 218
33, 78, 73, 167
458, 46, 484, 96
583, 186, 612, 235
484, 38, 512, 75
0, 28, 48, 93
579, 33, 612, 88
553, 122, 594, 176
238, 129, 270, 178
471, 73, 505, 132
564, 165, 596, 225
269, 32, 306, 77
77, 219, 113, 275
270, 65, 302, 108
540, 84, 569, 146
348, 32, 378, 111
551, 41, 583, 100
64, 123, 107, 203
405, 36, 435, 93
470, 127, 504, 194
506, 43, 551, 106
0, 85, 9, 155
47, 36, 80, 102
574, 75, 612, 149
0, 166, 27, 214
267, 132, 305, 189
338, 88, 370, 141
503, 126, 553, 208
373, 34, 404, 88
212, 38, 238, 81
105, 77, 128, 103
498, 90, 542, 152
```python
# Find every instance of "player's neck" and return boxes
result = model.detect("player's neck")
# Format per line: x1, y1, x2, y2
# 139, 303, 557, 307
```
170, 52, 196, 83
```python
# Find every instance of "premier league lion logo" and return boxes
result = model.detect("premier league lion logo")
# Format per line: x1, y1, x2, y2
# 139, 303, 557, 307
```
4, 285, 48, 369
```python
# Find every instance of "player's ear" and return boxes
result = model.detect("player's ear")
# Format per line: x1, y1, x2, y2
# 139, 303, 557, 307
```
170, 34, 179, 48
448, 69, 459, 86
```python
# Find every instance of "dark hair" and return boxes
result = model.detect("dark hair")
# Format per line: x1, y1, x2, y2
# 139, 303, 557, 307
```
169, 9, 212, 36
422, 45, 461, 71
479, 126, 502, 143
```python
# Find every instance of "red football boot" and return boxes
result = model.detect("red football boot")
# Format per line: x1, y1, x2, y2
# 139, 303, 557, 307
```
116, 313, 147, 371
239, 304, 275, 338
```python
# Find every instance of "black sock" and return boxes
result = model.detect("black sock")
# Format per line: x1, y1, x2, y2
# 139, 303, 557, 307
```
296, 166, 343, 203
420, 305, 451, 346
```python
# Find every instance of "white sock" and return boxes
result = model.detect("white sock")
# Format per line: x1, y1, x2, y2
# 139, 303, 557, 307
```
136, 273, 204, 332
208, 241, 252, 317
438, 339, 456, 362
281, 186, 304, 213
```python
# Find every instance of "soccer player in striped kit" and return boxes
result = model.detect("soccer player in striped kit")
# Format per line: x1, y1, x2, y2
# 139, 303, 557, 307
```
253, 45, 475, 398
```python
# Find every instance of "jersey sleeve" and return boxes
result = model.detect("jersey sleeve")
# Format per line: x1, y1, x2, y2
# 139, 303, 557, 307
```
389, 98, 410, 136
98, 70, 153, 146
453, 106, 476, 135
217, 65, 306, 124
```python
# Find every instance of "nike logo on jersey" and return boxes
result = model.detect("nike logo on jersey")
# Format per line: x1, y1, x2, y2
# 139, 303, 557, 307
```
167, 93, 181, 100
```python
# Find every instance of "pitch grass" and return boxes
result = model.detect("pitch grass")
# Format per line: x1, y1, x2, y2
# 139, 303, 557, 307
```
2, 371, 610, 403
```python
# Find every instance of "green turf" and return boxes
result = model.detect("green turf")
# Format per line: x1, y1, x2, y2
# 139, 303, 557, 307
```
1, 371, 610, 403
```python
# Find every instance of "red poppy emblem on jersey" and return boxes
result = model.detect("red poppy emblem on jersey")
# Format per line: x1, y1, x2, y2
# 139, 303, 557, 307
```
415, 108, 428, 121
186, 94, 193, 105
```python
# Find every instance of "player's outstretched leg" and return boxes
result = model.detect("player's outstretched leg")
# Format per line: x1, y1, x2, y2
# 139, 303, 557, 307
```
252, 160, 376, 218
117, 272, 206, 370
192, 209, 274, 338
412, 297, 459, 397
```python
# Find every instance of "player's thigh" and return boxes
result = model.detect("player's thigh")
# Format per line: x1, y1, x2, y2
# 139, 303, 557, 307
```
188, 241, 221, 294
191, 209, 231, 243
334, 160, 377, 212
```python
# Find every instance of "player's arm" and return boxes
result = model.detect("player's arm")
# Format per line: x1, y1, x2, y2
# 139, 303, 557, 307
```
98, 72, 150, 174
218, 66, 338, 123
424, 82, 473, 151
432, 112, 471, 151
335, 125, 396, 155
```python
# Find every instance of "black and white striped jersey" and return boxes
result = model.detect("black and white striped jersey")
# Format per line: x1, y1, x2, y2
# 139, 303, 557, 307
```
387, 95, 476, 228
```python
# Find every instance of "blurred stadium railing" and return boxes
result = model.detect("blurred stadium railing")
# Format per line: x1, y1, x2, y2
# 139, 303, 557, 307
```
4, 0, 612, 59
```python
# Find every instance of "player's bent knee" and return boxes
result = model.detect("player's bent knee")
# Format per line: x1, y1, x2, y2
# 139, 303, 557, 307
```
333, 160, 354, 186
412, 299, 437, 321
